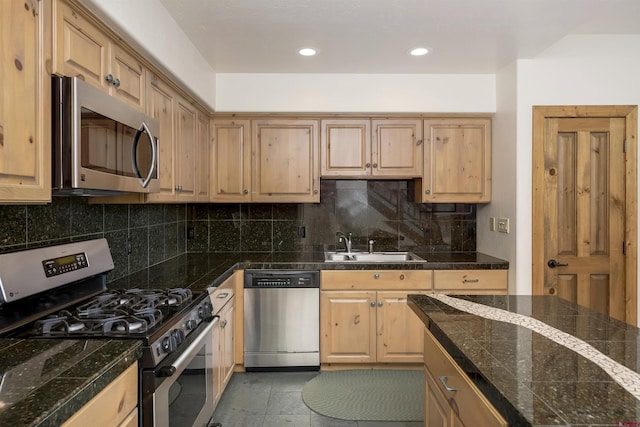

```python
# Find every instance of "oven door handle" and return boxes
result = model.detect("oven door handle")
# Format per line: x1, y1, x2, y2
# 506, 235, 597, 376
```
156, 316, 219, 378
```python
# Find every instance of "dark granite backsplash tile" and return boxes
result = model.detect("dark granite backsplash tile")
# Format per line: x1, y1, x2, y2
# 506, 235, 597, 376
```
209, 220, 241, 252
209, 204, 241, 220
186, 221, 209, 252
0, 199, 188, 283
273, 220, 304, 251
241, 220, 272, 252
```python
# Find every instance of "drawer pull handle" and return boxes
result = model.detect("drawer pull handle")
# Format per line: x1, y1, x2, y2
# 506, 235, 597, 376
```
217, 293, 229, 298
439, 376, 457, 393
463, 279, 479, 283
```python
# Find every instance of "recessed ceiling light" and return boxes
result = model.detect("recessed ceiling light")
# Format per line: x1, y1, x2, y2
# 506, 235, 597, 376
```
298, 47, 318, 56
409, 47, 430, 56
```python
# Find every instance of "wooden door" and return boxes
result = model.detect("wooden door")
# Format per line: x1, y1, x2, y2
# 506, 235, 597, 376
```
175, 99, 197, 201
145, 76, 176, 202
211, 119, 252, 202
55, 1, 109, 92
196, 111, 210, 202
110, 44, 145, 111
252, 119, 319, 202
372, 119, 423, 177
533, 106, 638, 324
376, 291, 426, 363
320, 291, 377, 363
543, 117, 626, 319
421, 118, 491, 203
0, 0, 51, 203
321, 119, 371, 176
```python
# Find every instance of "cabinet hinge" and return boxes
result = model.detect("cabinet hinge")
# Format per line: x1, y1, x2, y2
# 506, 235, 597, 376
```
623, 241, 627, 256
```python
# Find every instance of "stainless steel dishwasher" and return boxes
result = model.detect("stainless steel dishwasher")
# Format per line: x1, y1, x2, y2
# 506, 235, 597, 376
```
244, 270, 320, 370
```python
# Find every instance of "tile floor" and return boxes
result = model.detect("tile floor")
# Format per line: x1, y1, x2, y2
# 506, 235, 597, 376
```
210, 371, 424, 427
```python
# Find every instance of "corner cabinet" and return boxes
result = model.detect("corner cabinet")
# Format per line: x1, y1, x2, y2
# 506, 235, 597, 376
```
320, 119, 422, 178
417, 118, 491, 203
145, 74, 198, 203
0, 0, 51, 203
320, 270, 432, 365
53, 0, 146, 111
252, 119, 320, 203
210, 119, 252, 202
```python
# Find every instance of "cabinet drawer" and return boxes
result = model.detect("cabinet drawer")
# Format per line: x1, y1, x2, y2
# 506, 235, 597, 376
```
433, 270, 507, 293
424, 331, 506, 427
321, 270, 432, 290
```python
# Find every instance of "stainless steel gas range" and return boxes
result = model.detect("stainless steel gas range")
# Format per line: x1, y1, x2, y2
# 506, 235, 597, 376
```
0, 239, 219, 427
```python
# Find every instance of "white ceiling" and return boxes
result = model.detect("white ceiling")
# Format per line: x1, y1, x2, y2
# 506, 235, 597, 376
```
159, 0, 640, 74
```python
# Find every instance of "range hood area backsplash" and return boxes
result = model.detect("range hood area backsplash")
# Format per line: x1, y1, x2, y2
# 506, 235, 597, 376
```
0, 180, 476, 282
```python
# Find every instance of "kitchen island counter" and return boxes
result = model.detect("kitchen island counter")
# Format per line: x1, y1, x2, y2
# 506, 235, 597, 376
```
0, 338, 141, 426
408, 294, 640, 426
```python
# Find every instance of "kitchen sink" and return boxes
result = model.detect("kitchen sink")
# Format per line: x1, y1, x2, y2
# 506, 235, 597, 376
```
324, 251, 426, 263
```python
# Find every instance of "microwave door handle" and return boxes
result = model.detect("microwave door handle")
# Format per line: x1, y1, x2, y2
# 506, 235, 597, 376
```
132, 121, 158, 188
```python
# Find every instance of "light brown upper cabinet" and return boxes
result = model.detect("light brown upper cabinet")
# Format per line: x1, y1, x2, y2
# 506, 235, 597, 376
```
196, 111, 210, 202
252, 119, 320, 203
53, 1, 146, 111
416, 118, 491, 203
210, 119, 252, 202
145, 75, 197, 203
0, 0, 51, 203
321, 119, 423, 178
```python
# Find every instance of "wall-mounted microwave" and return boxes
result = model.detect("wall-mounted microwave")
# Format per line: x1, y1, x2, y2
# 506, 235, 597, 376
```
52, 76, 160, 196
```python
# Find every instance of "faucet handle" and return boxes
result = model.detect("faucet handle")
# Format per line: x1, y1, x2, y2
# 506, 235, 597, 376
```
368, 239, 375, 253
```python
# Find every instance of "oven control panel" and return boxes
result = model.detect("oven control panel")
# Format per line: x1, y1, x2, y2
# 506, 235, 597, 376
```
42, 252, 89, 277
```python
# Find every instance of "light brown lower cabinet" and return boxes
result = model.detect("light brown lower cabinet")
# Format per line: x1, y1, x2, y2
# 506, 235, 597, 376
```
211, 275, 236, 408
320, 270, 432, 364
62, 362, 138, 427
423, 330, 506, 427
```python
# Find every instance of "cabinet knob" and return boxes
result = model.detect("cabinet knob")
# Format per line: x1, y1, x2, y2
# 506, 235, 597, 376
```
175, 185, 183, 192
243, 189, 249, 194
370, 301, 376, 307
377, 301, 383, 307
313, 189, 319, 194
416, 139, 423, 146
105, 74, 114, 84
425, 189, 431, 195
366, 163, 371, 168
373, 273, 380, 279
372, 163, 378, 168
399, 274, 405, 280
113, 78, 121, 88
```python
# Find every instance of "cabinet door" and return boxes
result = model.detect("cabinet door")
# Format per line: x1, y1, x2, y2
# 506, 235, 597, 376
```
110, 44, 145, 110
425, 368, 453, 427
175, 98, 197, 201
377, 291, 428, 363
0, 0, 51, 203
421, 118, 491, 203
220, 299, 235, 388
321, 119, 371, 177
372, 119, 423, 177
320, 291, 377, 363
196, 111, 210, 202
212, 315, 223, 406
145, 76, 176, 202
54, 1, 109, 92
252, 120, 320, 202
211, 119, 252, 202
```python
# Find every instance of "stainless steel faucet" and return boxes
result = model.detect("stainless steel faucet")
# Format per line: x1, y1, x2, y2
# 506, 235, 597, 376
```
368, 239, 375, 253
336, 231, 353, 253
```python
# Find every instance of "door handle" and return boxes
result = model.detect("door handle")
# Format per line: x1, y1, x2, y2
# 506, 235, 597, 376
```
547, 259, 568, 268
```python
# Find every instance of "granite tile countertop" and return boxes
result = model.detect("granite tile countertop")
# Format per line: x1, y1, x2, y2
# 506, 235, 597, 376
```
109, 251, 508, 293
408, 294, 640, 426
0, 338, 141, 427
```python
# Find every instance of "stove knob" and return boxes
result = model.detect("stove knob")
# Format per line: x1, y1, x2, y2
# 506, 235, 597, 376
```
161, 335, 177, 354
171, 328, 185, 345
186, 319, 198, 330
198, 302, 213, 321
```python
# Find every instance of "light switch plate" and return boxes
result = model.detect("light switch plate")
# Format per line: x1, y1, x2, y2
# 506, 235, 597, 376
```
497, 218, 510, 233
